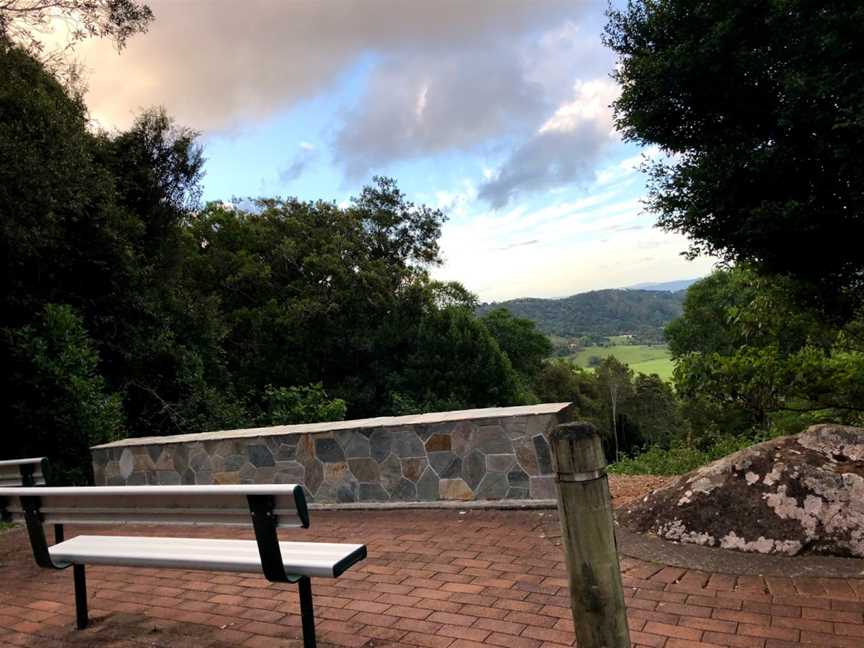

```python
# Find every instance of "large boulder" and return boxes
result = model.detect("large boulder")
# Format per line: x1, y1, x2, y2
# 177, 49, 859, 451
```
619, 424, 864, 557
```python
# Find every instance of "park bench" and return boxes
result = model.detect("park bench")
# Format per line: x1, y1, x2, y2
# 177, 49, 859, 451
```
0, 456, 47, 487
0, 484, 366, 648
0, 456, 65, 542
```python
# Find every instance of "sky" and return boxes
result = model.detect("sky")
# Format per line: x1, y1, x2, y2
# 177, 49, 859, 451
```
74, 0, 716, 302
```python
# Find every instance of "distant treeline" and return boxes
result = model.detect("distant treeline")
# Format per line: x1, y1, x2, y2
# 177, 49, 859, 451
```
477, 289, 685, 343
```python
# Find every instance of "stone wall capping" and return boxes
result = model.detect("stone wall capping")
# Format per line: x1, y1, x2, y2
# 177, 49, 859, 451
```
92, 403, 574, 449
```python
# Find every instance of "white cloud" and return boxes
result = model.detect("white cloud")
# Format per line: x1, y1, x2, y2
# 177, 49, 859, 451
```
478, 79, 622, 207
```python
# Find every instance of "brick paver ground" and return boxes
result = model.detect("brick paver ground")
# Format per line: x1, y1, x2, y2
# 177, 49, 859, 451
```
0, 508, 862, 647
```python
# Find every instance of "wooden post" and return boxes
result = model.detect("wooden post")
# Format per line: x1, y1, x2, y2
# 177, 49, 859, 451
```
550, 421, 630, 648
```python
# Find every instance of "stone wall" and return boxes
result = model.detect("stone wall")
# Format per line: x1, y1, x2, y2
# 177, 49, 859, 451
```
91, 403, 573, 503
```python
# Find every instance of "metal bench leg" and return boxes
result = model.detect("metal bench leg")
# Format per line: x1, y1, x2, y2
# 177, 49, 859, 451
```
73, 564, 88, 629
54, 524, 64, 544
298, 576, 316, 648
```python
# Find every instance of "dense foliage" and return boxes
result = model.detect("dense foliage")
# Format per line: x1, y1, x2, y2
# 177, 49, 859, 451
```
478, 289, 684, 343
605, 0, 864, 317
0, 43, 547, 480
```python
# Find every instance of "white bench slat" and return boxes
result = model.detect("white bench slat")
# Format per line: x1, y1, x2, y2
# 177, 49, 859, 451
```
49, 535, 366, 578
0, 485, 308, 529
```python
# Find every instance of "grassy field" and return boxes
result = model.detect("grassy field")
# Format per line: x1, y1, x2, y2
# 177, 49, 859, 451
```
566, 344, 675, 380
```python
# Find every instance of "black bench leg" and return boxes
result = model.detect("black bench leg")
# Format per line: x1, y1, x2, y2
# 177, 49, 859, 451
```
298, 576, 316, 648
54, 524, 64, 544
73, 564, 88, 629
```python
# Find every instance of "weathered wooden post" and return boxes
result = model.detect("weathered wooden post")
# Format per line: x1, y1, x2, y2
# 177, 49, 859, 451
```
550, 421, 630, 648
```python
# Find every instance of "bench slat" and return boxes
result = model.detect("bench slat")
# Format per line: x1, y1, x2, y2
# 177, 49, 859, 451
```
49, 535, 367, 578
0, 485, 309, 529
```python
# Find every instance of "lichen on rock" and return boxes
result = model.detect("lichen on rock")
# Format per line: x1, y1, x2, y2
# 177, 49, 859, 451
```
619, 424, 864, 557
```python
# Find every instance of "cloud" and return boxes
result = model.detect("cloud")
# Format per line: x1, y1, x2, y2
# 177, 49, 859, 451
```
478, 79, 621, 207
333, 46, 547, 177
278, 142, 318, 183
76, 0, 578, 132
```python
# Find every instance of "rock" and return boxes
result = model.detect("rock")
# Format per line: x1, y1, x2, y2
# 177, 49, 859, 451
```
485, 454, 515, 472
425, 434, 452, 452
370, 429, 393, 462
513, 437, 540, 476
462, 450, 485, 490
532, 435, 553, 474
417, 468, 439, 501
476, 472, 508, 499
314, 438, 345, 463
428, 451, 461, 478
476, 425, 513, 454
348, 457, 380, 482
337, 430, 371, 458
507, 469, 529, 488
401, 458, 427, 482
247, 444, 275, 467
391, 430, 425, 458
439, 478, 474, 500
620, 424, 864, 558
390, 478, 417, 501
451, 421, 476, 456
119, 449, 135, 480
358, 482, 389, 502
529, 475, 557, 499
380, 454, 404, 494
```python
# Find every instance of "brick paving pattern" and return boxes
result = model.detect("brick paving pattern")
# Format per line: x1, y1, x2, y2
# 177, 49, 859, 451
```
0, 508, 862, 647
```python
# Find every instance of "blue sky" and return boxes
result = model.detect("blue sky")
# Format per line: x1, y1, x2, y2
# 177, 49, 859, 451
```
77, 0, 715, 302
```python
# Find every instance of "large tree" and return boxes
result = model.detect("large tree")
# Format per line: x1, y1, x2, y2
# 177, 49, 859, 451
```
605, 1, 864, 316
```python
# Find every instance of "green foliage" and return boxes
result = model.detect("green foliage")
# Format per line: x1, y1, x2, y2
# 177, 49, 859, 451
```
257, 384, 347, 427
667, 268, 864, 435
5, 304, 124, 484
477, 289, 684, 343
610, 435, 756, 476
605, 1, 864, 316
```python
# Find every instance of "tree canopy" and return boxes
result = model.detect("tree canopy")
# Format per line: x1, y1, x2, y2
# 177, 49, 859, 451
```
605, 1, 864, 315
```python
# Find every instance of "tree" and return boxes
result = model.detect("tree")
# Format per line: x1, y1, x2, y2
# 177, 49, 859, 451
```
667, 269, 864, 434
481, 308, 552, 383
0, 1, 152, 66
595, 356, 634, 461
5, 304, 124, 483
605, 1, 864, 316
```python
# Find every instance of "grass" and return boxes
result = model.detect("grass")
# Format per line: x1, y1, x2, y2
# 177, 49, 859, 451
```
565, 344, 674, 380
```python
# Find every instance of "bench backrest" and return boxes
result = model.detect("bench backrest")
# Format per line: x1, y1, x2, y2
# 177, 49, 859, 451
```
0, 484, 311, 582
0, 457, 47, 487
0, 484, 309, 529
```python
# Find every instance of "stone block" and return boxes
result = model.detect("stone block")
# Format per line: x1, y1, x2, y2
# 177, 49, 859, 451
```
425, 434, 451, 452
358, 482, 389, 502
274, 461, 305, 483
370, 429, 393, 462
507, 469, 529, 488
428, 451, 461, 479
119, 449, 135, 480
304, 457, 324, 495
533, 435, 553, 474
439, 478, 473, 501
213, 471, 241, 484
401, 457, 427, 482
417, 468, 439, 501
156, 471, 181, 485
505, 487, 529, 499
337, 430, 371, 458
391, 430, 425, 458
462, 449, 485, 490
348, 457, 380, 482
247, 444, 274, 467
451, 421, 477, 456
476, 472, 509, 500
126, 473, 146, 486
314, 438, 345, 463
380, 454, 403, 493
275, 442, 298, 461
486, 454, 515, 472
224, 453, 245, 471
390, 478, 417, 501
530, 475, 557, 499
476, 425, 513, 454
513, 437, 540, 476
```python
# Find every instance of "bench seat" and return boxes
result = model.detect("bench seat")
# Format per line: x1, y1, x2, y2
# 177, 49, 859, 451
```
50, 535, 366, 579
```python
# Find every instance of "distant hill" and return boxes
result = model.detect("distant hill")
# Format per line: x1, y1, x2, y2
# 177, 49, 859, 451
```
628, 278, 701, 292
478, 289, 686, 340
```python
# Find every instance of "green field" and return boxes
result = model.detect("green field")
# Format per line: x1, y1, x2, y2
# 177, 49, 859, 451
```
566, 344, 675, 380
